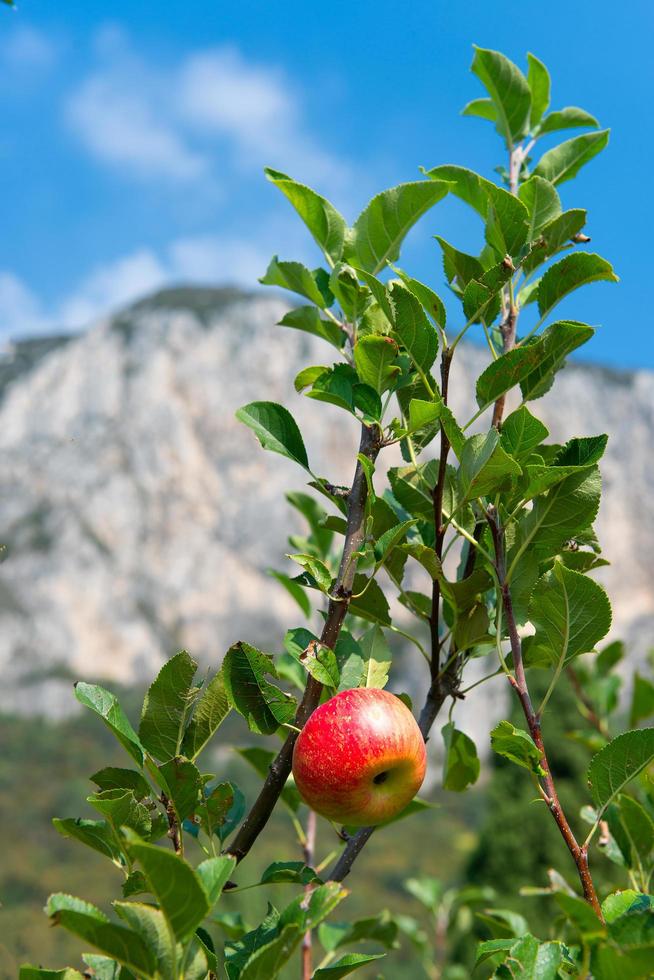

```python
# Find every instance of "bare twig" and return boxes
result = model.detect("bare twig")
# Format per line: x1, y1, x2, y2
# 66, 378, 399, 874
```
226, 424, 381, 863
486, 505, 603, 920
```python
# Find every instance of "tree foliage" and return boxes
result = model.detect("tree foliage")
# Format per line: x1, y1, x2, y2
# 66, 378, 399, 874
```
22, 45, 654, 980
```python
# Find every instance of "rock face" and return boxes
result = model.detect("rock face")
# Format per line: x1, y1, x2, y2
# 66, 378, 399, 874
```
0, 287, 652, 719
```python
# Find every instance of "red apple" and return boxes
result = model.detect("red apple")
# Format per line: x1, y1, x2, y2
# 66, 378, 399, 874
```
292, 687, 426, 826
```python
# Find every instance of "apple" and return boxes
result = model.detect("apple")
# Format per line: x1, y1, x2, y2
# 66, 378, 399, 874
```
292, 687, 426, 826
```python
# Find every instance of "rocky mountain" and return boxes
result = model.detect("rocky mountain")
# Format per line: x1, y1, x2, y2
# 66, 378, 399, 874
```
1, 287, 652, 728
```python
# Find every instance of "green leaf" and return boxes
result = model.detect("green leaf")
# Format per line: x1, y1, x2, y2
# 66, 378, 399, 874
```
52, 818, 122, 862
305, 363, 358, 414
436, 236, 484, 291
490, 720, 545, 776
318, 911, 398, 953
128, 839, 210, 940
348, 575, 391, 626
484, 183, 529, 258
347, 180, 451, 274
518, 176, 561, 240
359, 625, 392, 689
287, 552, 333, 593
389, 281, 439, 374
500, 406, 548, 460
277, 306, 345, 350
226, 923, 303, 980
236, 401, 309, 470
524, 562, 612, 668
20, 970, 84, 979
517, 466, 601, 563
181, 669, 230, 761
88, 789, 152, 838
601, 890, 648, 923
74, 683, 144, 765
475, 343, 550, 408
614, 795, 654, 871
461, 97, 497, 122
268, 569, 311, 617
138, 651, 198, 762
587, 729, 654, 816
527, 52, 550, 128
196, 855, 237, 907
459, 430, 521, 501
158, 758, 201, 822
259, 255, 332, 307
113, 901, 175, 979
122, 871, 149, 897
538, 107, 599, 135
313, 953, 386, 978
556, 433, 608, 467
533, 129, 610, 185
537, 252, 618, 320
630, 673, 654, 727
90, 767, 151, 800
354, 335, 400, 393
198, 781, 240, 840
519, 321, 595, 401
392, 269, 446, 328
471, 46, 531, 148
442, 723, 480, 791
260, 861, 322, 885
222, 641, 296, 735
424, 164, 493, 219
285, 631, 340, 688
237, 746, 302, 813
264, 168, 346, 264
47, 899, 155, 976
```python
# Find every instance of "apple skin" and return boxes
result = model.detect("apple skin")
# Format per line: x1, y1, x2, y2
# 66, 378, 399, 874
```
291, 687, 426, 826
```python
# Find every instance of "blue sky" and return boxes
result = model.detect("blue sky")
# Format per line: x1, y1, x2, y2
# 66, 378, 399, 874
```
1, 0, 652, 368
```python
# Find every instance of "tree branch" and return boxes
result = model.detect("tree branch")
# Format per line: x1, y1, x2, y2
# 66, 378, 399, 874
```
486, 505, 604, 920
225, 424, 381, 863
492, 144, 522, 430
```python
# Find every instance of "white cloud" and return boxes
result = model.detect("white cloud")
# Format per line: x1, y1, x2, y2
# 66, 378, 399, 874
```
59, 249, 168, 327
0, 234, 276, 340
169, 235, 271, 286
67, 75, 209, 183
2, 26, 59, 71
65, 31, 348, 193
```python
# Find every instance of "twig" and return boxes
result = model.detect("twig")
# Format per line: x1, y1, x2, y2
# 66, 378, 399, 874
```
161, 792, 182, 856
225, 424, 381, 863
301, 809, 317, 980
567, 665, 610, 738
485, 505, 604, 920
492, 145, 522, 430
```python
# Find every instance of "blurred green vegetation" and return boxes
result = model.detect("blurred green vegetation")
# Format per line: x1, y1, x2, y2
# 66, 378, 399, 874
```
0, 683, 478, 977
1, 675, 622, 977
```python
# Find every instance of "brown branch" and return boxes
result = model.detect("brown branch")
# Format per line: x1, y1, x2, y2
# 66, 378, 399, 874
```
330, 352, 481, 882
491, 304, 518, 429
225, 424, 381, 863
301, 809, 317, 980
161, 792, 182, 855
486, 505, 603, 920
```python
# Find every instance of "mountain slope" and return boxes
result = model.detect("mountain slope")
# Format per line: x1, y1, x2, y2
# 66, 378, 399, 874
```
1, 287, 652, 716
